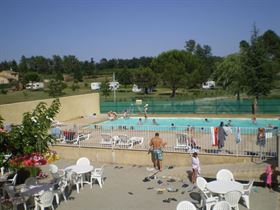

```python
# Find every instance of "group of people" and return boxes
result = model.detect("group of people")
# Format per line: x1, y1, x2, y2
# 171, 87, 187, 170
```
148, 132, 200, 187
107, 111, 117, 121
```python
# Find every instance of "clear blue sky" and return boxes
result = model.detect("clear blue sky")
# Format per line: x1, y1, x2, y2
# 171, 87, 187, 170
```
1, 0, 280, 62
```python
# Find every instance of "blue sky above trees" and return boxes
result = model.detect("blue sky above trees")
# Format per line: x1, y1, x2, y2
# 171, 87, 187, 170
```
1, 0, 280, 62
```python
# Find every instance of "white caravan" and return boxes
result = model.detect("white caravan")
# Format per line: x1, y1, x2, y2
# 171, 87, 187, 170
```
91, 82, 101, 90
202, 81, 215, 89
26, 82, 44, 90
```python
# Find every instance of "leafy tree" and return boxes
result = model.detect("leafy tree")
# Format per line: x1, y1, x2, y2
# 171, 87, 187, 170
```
63, 55, 80, 74
23, 72, 41, 85
213, 54, 244, 100
51, 55, 64, 75
48, 79, 67, 97
73, 66, 83, 82
0, 99, 60, 167
185, 39, 196, 53
133, 67, 157, 94
18, 56, 29, 73
240, 25, 277, 97
100, 79, 110, 98
152, 50, 199, 97
71, 81, 80, 91
116, 68, 132, 87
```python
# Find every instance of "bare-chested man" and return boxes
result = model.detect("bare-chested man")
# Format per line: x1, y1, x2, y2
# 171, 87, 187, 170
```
149, 132, 167, 171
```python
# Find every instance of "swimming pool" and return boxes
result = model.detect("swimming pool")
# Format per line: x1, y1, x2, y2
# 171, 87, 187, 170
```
94, 117, 279, 131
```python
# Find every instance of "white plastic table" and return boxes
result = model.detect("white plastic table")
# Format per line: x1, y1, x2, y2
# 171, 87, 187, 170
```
206, 180, 243, 194
21, 183, 54, 197
65, 164, 94, 187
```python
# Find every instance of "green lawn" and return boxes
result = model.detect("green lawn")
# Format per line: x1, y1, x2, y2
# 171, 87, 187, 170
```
1, 79, 279, 105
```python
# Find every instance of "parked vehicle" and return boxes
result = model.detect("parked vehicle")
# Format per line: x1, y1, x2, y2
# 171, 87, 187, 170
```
26, 82, 44, 90
91, 82, 101, 90
132, 84, 141, 93
202, 81, 215, 89
109, 82, 120, 90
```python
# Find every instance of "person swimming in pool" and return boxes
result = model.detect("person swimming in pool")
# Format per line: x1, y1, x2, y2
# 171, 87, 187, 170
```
137, 118, 142, 125
152, 119, 159, 125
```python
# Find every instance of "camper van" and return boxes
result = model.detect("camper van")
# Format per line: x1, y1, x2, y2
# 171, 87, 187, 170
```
109, 82, 120, 90
132, 84, 141, 93
26, 82, 44, 90
202, 81, 215, 89
91, 82, 101, 90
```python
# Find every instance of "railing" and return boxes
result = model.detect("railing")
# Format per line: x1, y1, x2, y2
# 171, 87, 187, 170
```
53, 124, 278, 158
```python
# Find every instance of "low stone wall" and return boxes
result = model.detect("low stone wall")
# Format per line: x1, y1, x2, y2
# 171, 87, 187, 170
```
52, 145, 252, 167
0, 93, 100, 124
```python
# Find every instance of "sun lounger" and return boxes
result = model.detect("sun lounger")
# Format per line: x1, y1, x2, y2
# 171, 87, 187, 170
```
174, 133, 191, 151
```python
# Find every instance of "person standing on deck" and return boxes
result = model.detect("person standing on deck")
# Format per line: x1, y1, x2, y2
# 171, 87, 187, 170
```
218, 122, 227, 149
149, 132, 167, 171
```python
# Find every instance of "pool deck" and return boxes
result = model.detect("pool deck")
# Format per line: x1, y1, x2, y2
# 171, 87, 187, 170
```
39, 158, 280, 210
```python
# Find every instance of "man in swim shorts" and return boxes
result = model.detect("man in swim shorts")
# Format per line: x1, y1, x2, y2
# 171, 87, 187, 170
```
149, 132, 167, 171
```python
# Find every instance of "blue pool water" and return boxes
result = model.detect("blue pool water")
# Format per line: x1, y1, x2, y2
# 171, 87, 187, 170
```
94, 117, 280, 131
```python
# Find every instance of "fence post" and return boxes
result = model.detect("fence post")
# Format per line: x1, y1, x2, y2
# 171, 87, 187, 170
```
277, 132, 280, 168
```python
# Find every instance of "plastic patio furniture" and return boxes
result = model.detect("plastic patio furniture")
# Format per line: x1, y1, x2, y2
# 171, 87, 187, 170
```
6, 174, 17, 186
100, 133, 116, 147
116, 134, 134, 149
216, 169, 235, 181
224, 190, 242, 210
174, 133, 191, 151
3, 184, 27, 210
212, 201, 231, 210
241, 179, 254, 209
90, 165, 105, 188
196, 177, 214, 205
76, 157, 91, 166
71, 172, 83, 194
24, 177, 38, 186
176, 201, 197, 210
54, 179, 68, 204
34, 190, 55, 210
49, 164, 65, 183
117, 134, 144, 145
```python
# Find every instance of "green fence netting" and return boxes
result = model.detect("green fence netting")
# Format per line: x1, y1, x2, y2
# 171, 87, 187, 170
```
100, 98, 280, 114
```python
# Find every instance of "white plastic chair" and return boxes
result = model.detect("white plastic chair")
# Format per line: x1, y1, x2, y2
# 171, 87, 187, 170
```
3, 184, 27, 210
241, 179, 254, 209
76, 157, 91, 166
71, 172, 83, 194
174, 133, 191, 151
24, 177, 38, 186
34, 190, 55, 210
49, 164, 64, 182
90, 165, 105, 188
197, 177, 209, 194
54, 179, 68, 204
196, 177, 214, 206
49, 164, 58, 174
212, 201, 231, 210
176, 201, 196, 210
116, 134, 133, 149
196, 177, 219, 210
100, 133, 115, 147
224, 190, 242, 210
216, 169, 235, 181
7, 174, 17, 186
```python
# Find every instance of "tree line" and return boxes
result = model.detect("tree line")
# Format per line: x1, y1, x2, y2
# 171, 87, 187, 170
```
1, 26, 280, 98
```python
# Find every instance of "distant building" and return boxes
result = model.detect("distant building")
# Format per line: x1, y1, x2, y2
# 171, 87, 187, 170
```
0, 70, 19, 84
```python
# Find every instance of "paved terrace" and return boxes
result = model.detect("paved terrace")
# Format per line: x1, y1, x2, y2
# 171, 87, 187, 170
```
39, 159, 280, 210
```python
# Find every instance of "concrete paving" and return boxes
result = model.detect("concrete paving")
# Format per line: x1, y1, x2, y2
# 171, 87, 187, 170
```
39, 159, 280, 210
